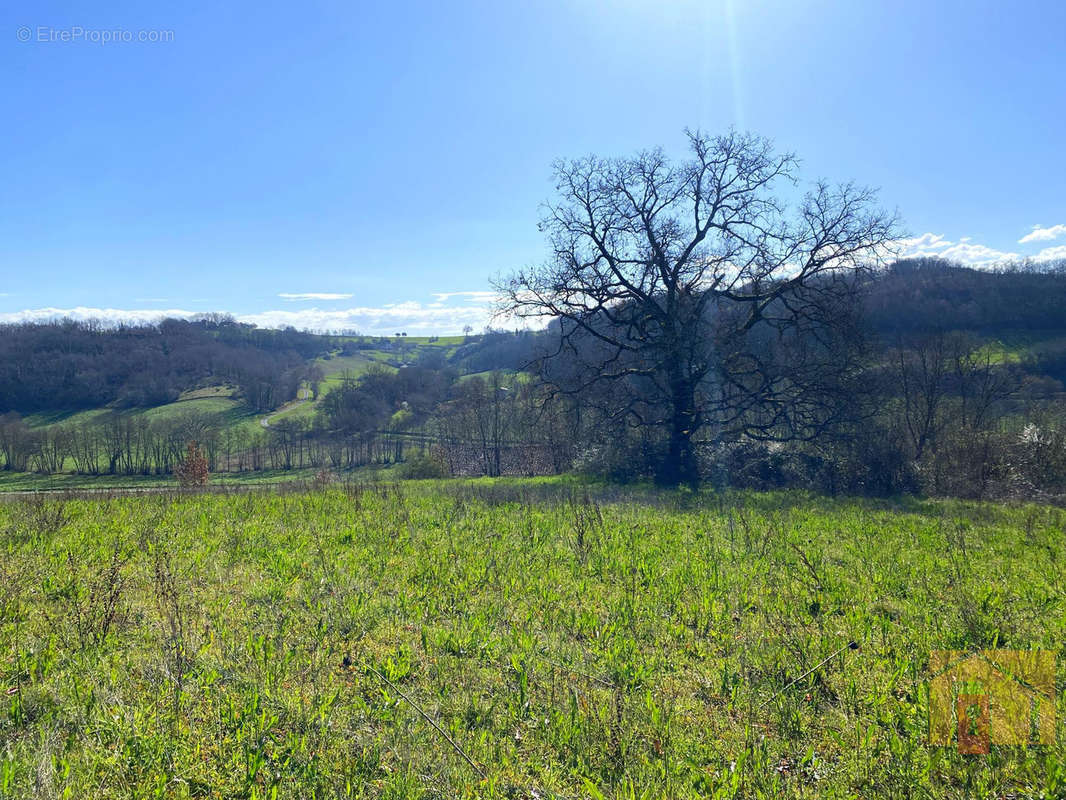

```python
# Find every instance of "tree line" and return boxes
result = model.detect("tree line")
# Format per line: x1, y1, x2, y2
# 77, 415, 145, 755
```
0, 315, 329, 414
3, 129, 1066, 501
2, 293, 1064, 501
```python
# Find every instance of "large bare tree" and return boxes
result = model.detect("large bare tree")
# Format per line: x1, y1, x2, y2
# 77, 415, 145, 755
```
499, 130, 899, 486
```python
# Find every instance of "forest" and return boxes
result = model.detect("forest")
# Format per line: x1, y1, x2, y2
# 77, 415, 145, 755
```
1, 258, 1065, 501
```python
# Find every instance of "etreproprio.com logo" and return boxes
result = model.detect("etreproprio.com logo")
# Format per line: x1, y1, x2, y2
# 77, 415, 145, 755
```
16, 26, 175, 44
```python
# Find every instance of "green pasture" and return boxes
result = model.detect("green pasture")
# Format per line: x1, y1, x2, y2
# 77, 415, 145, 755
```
0, 482, 1062, 798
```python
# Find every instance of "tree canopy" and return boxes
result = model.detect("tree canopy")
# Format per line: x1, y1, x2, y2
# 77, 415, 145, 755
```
500, 130, 899, 485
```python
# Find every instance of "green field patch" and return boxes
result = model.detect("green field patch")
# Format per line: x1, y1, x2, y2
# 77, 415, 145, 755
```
177, 384, 239, 401
22, 408, 109, 429
0, 483, 1061, 796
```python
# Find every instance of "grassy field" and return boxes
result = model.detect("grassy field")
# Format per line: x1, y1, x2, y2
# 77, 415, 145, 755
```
0, 481, 1063, 798
18, 335, 468, 444
23, 393, 261, 435
315, 353, 386, 390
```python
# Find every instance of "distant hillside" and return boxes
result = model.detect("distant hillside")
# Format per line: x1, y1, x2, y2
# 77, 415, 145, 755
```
451, 258, 1066, 383
0, 319, 482, 418
864, 257, 1066, 335
2, 260, 1064, 497
863, 258, 1066, 384
3, 259, 1064, 417
0, 317, 331, 414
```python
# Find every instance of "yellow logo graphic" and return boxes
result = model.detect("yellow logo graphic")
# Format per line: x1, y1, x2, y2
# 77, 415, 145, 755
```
929, 649, 1055, 754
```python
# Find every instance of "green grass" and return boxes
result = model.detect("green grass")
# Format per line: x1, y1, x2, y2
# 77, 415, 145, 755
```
22, 408, 109, 429
456, 369, 530, 386
971, 341, 1023, 366
334, 335, 467, 347
176, 385, 239, 401
141, 396, 245, 422
24, 393, 256, 432
983, 331, 1066, 362
0, 482, 1063, 798
316, 352, 378, 374
261, 398, 317, 426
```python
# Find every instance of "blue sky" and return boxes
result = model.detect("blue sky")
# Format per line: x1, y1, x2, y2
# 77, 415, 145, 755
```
2, 0, 1065, 334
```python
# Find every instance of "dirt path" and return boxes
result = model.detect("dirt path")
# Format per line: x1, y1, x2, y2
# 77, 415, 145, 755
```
0, 481, 314, 499
259, 388, 314, 428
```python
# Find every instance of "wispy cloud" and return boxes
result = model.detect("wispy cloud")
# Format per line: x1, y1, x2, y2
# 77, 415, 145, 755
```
431, 290, 499, 303
1019, 224, 1066, 244
278, 292, 354, 301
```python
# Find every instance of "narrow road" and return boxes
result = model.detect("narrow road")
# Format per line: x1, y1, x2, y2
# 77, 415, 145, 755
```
259, 388, 313, 428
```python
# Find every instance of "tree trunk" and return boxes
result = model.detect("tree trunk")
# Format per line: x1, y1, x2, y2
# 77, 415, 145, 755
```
658, 377, 700, 487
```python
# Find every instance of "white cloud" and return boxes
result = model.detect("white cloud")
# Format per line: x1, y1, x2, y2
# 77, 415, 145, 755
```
1033, 245, 1066, 262
896, 233, 1018, 266
937, 241, 1020, 265
431, 290, 499, 304
1019, 224, 1066, 244
896, 233, 955, 258
0, 291, 525, 336
895, 224, 1066, 265
0, 307, 212, 325
238, 304, 498, 335
278, 292, 354, 301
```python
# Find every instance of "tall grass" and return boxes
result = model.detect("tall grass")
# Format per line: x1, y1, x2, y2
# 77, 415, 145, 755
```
0, 482, 1062, 798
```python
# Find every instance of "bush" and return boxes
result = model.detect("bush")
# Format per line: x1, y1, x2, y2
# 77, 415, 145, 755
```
400, 452, 449, 479
573, 435, 660, 483
819, 423, 919, 497
1005, 424, 1066, 502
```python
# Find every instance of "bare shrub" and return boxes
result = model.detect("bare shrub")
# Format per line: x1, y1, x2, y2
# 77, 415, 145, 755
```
152, 546, 191, 723
174, 441, 209, 488
40, 544, 131, 652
